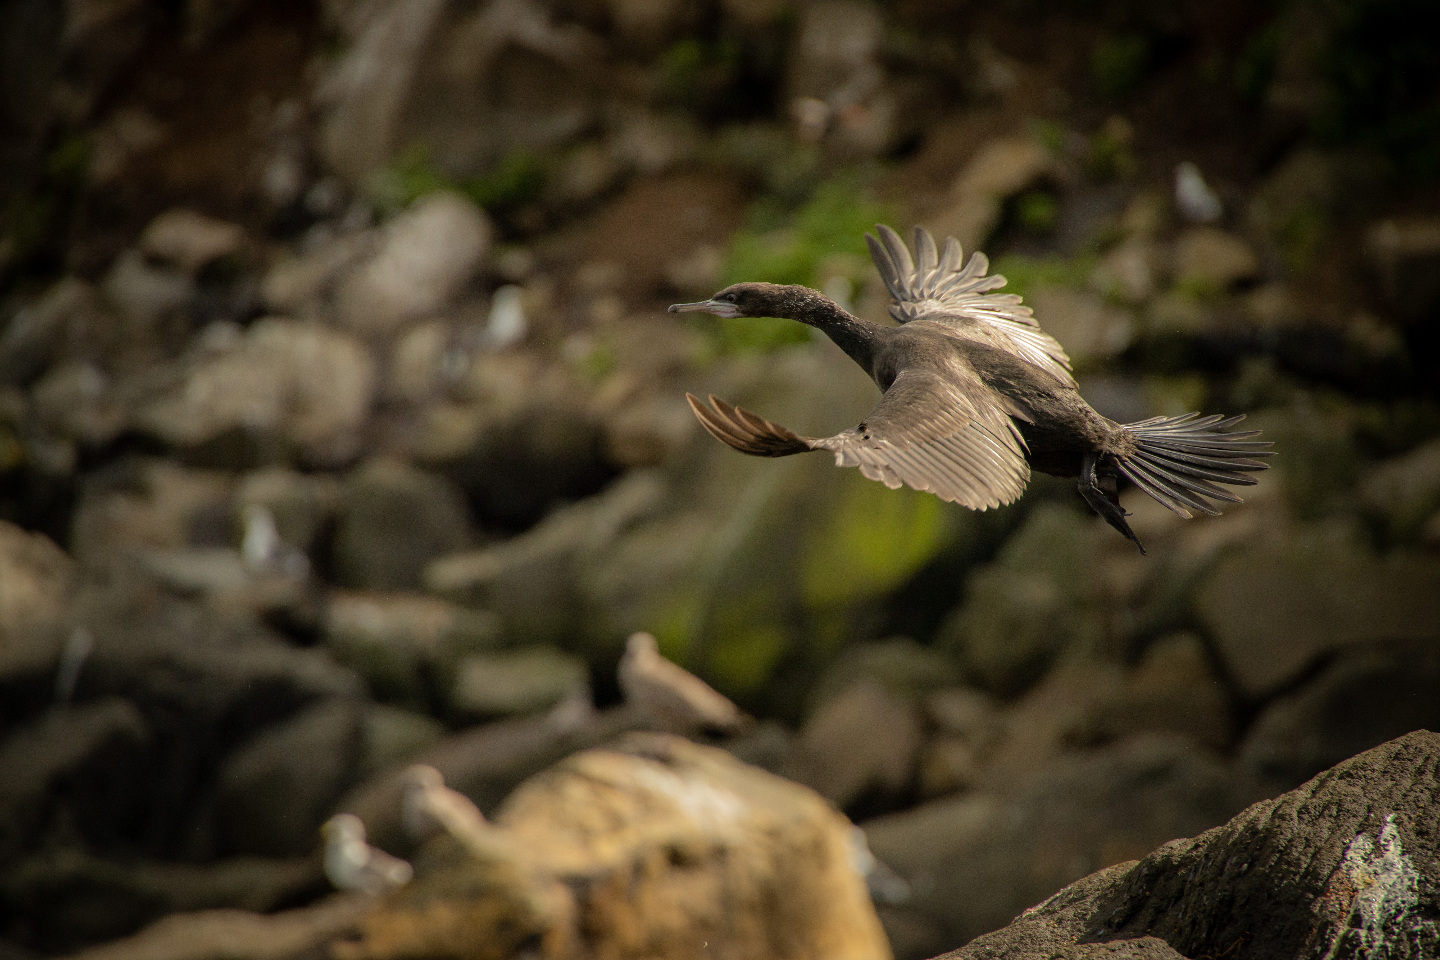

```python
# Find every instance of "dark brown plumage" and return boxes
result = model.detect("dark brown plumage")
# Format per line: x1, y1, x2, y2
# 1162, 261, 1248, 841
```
670, 225, 1273, 553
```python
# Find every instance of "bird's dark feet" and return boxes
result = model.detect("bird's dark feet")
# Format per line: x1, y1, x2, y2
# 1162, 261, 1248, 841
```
1079, 454, 1146, 555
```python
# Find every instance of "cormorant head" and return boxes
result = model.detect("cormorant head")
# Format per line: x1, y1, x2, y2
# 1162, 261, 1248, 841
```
669, 282, 809, 320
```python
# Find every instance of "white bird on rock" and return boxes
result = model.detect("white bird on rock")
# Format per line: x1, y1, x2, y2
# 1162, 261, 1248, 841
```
618, 631, 749, 735
321, 813, 413, 895
401, 764, 488, 843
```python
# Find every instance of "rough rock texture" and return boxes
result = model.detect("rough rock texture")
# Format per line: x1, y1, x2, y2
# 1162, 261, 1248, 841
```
338, 733, 893, 960
933, 731, 1440, 960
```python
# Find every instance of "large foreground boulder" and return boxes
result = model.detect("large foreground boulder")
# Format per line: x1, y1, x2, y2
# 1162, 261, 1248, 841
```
936, 730, 1440, 960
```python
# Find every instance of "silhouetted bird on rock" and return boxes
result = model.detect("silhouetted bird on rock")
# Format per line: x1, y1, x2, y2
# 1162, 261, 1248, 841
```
670, 225, 1272, 553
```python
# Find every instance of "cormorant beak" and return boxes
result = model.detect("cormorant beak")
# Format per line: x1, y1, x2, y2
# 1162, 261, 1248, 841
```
668, 299, 740, 318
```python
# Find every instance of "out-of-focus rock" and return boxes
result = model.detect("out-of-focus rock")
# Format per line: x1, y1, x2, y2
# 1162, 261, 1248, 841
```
314, 0, 450, 185
937, 504, 1105, 696
260, 231, 375, 316
786, 680, 922, 811
865, 735, 1245, 958
215, 699, 365, 857
1171, 227, 1259, 290
341, 705, 624, 853
809, 638, 960, 710
1092, 238, 1162, 304
358, 705, 446, 777
30, 360, 126, 446
1092, 632, 1234, 751
0, 278, 105, 386
103, 249, 194, 328
323, 591, 500, 706
929, 137, 1053, 253
137, 317, 376, 467
2, 849, 323, 956
785, 1, 894, 157
1358, 437, 1440, 542
979, 662, 1126, 788
1366, 217, 1440, 325
1173, 161, 1222, 224
1194, 520, 1440, 696
604, 0, 704, 55
0, 520, 75, 654
332, 459, 473, 591
139, 209, 246, 274
51, 895, 371, 960
447, 646, 589, 720
337, 734, 892, 960
936, 732, 1440, 960
1026, 287, 1135, 366
335, 192, 491, 335
234, 466, 341, 557
1240, 639, 1440, 791
426, 469, 666, 648
0, 698, 150, 858
70, 460, 234, 564
413, 353, 615, 531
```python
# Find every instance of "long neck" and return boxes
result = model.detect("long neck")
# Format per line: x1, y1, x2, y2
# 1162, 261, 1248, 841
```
781, 287, 881, 372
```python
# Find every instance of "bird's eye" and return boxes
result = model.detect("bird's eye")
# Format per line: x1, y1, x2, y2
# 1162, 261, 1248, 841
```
721, 293, 737, 303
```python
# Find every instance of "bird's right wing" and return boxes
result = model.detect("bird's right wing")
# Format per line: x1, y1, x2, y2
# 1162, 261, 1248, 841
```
866, 224, 1075, 387
687, 362, 1029, 511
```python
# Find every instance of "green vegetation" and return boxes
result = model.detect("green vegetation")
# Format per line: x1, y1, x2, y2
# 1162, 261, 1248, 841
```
989, 253, 1098, 300
1091, 33, 1152, 99
1317, 0, 1440, 176
658, 37, 743, 113
699, 179, 894, 354
1013, 191, 1060, 233
374, 144, 547, 218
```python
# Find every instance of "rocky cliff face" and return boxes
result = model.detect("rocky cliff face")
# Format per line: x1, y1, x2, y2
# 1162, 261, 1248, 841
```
2, 1, 1439, 959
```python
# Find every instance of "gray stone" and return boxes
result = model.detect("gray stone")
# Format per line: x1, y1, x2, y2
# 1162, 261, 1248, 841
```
0, 698, 150, 858
937, 504, 1105, 696
447, 646, 589, 720
314, 0, 449, 185
29, 360, 125, 446
259, 231, 374, 315
332, 459, 473, 591
69, 460, 234, 565
0, 278, 102, 386
215, 699, 365, 857
937, 732, 1440, 960
358, 704, 446, 778
1240, 639, 1440, 791
139, 209, 246, 275
864, 735, 1246, 958
1171, 227, 1259, 290
233, 466, 341, 556
137, 317, 376, 467
1027, 287, 1135, 366
1358, 437, 1440, 542
102, 250, 194, 328
0, 520, 74, 657
786, 680, 922, 810
1194, 521, 1440, 697
808, 638, 960, 711
929, 137, 1053, 253
1092, 239, 1162, 304
1367, 217, 1440, 324
322, 590, 500, 705
334, 192, 492, 334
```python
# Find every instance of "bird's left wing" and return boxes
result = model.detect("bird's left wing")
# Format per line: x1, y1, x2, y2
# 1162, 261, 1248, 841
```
687, 361, 1029, 510
866, 224, 1075, 387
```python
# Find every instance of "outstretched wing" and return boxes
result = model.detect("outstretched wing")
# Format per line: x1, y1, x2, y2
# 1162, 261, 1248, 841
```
687, 363, 1029, 511
866, 224, 1075, 386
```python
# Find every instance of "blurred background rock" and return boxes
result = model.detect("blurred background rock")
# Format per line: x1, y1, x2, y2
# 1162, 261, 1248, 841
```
1, 0, 1437, 958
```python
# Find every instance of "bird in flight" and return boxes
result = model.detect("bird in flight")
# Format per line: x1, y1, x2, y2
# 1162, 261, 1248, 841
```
670, 225, 1271, 553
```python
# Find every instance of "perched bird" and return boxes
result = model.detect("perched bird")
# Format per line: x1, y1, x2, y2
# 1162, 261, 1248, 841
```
1174, 161, 1223, 224
618, 631, 748, 735
321, 813, 413, 894
671, 225, 1271, 553
401, 764, 488, 844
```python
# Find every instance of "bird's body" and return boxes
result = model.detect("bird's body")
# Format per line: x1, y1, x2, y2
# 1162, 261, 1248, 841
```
671, 226, 1271, 552
618, 631, 748, 734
